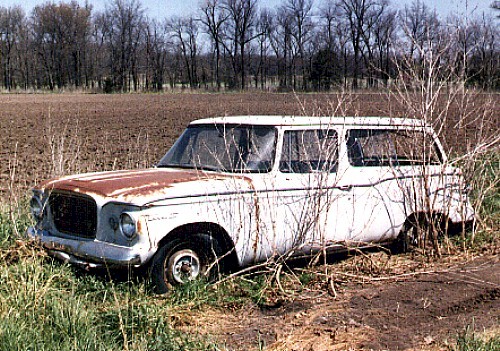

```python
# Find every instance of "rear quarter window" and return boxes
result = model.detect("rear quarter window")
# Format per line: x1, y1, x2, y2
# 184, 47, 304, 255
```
347, 129, 442, 167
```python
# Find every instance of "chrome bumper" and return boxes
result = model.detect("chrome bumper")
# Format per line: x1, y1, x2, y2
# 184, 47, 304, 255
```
27, 227, 147, 269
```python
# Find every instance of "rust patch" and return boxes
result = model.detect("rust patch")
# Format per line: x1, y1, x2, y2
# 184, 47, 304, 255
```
252, 191, 261, 257
136, 216, 143, 234
37, 169, 236, 199
236, 176, 261, 258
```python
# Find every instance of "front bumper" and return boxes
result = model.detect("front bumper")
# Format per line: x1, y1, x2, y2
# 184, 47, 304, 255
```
27, 227, 149, 269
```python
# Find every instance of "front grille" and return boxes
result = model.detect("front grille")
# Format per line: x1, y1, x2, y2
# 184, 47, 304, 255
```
49, 192, 97, 239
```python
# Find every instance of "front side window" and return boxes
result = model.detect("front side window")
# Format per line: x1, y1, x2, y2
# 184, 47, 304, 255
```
347, 129, 442, 167
280, 129, 338, 173
157, 124, 276, 173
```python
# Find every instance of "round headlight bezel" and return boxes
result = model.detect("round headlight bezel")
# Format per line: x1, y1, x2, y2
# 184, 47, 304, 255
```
120, 213, 137, 239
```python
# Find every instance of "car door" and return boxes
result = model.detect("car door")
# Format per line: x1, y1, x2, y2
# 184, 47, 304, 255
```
342, 127, 444, 244
271, 127, 354, 254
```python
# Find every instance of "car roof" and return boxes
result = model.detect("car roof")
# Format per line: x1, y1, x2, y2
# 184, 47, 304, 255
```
189, 116, 428, 128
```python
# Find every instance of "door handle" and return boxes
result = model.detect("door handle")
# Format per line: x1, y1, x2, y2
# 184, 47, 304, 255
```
338, 185, 353, 191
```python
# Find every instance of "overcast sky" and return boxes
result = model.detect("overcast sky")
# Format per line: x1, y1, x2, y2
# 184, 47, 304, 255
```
0, 0, 494, 19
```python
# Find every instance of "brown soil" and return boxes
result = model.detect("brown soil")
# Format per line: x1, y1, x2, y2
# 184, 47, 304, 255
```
176, 254, 500, 351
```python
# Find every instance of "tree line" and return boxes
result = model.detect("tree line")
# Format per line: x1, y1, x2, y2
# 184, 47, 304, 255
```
0, 0, 498, 92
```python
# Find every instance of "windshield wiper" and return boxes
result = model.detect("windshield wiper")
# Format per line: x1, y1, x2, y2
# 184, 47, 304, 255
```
156, 163, 195, 169
157, 163, 224, 172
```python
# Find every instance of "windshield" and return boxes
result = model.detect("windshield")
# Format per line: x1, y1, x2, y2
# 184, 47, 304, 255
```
157, 124, 277, 173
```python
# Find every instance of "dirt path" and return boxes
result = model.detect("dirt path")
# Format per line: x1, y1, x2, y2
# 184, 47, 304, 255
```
180, 255, 499, 350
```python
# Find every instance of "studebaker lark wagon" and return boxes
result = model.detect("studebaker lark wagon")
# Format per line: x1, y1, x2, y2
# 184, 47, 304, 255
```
28, 116, 475, 292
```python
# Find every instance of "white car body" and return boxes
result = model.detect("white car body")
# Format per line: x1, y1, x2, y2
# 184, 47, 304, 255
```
28, 116, 475, 289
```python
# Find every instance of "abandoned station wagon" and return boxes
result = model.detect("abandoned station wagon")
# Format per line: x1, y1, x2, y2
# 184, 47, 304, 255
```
28, 116, 475, 292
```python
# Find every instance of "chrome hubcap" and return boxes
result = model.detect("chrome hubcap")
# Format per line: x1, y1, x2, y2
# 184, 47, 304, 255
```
170, 249, 201, 284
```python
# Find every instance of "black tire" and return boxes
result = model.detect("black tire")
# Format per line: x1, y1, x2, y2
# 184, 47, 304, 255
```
391, 216, 444, 254
391, 222, 420, 254
150, 233, 222, 294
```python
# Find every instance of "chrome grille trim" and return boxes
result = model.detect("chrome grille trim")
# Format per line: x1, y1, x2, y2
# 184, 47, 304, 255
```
49, 192, 97, 239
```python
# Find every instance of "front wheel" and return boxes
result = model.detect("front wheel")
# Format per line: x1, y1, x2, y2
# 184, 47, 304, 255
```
150, 233, 222, 294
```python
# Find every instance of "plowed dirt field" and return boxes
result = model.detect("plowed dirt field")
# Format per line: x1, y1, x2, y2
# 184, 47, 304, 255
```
1, 92, 498, 197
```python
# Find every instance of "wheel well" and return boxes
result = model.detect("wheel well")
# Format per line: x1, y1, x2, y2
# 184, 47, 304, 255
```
400, 212, 449, 235
157, 222, 239, 272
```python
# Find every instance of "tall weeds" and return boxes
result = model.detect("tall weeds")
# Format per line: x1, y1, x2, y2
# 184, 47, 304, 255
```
1, 113, 212, 350
386, 25, 499, 255
0, 210, 215, 350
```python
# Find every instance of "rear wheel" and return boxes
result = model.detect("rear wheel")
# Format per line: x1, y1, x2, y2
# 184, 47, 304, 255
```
150, 233, 222, 294
392, 215, 444, 254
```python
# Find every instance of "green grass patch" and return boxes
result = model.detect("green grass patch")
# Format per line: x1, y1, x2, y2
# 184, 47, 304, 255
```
454, 327, 500, 351
0, 201, 290, 351
0, 205, 217, 351
0, 207, 31, 248
465, 151, 499, 228
0, 254, 217, 351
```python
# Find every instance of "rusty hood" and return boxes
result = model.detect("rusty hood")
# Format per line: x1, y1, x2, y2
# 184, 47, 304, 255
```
37, 168, 252, 205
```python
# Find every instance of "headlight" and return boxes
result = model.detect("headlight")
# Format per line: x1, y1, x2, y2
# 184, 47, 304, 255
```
120, 213, 137, 239
30, 196, 44, 220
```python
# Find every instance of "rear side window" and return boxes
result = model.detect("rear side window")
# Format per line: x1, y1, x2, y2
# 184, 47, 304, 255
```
280, 129, 338, 173
347, 129, 442, 167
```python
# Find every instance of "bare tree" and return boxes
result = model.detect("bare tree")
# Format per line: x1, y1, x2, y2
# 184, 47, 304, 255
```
371, 7, 397, 86
336, 0, 389, 89
444, 13, 499, 89
144, 18, 167, 91
399, 0, 440, 62
268, 6, 293, 89
91, 11, 112, 91
167, 16, 200, 89
31, 1, 91, 90
467, 15, 499, 88
331, 8, 352, 88
220, 0, 260, 90
0, 6, 25, 90
280, 0, 314, 90
310, 2, 338, 90
252, 8, 271, 89
72, 4, 92, 88
200, 0, 228, 90
318, 2, 336, 52
103, 0, 144, 91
